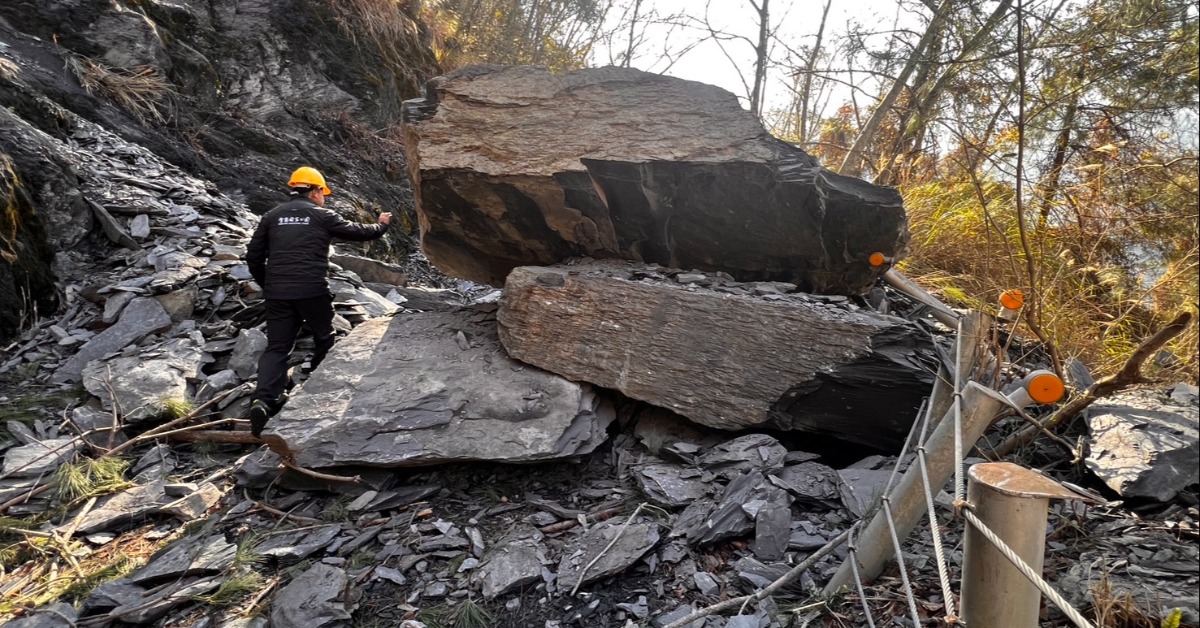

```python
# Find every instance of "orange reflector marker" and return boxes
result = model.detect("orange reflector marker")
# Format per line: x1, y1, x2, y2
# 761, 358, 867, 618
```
1026, 370, 1065, 404
998, 289, 1025, 322
869, 252, 888, 267
999, 289, 1024, 310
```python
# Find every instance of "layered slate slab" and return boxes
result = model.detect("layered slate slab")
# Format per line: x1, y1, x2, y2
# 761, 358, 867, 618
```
498, 263, 937, 450
402, 65, 907, 295
270, 307, 613, 469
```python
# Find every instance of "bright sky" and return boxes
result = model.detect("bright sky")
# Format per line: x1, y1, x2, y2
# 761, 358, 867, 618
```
590, 0, 920, 123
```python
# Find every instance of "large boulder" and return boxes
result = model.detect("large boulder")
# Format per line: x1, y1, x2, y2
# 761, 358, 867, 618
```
498, 262, 937, 451
402, 65, 907, 295
269, 306, 614, 468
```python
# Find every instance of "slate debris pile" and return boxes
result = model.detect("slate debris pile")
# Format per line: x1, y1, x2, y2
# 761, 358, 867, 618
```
0, 109, 435, 517
0, 17, 1195, 628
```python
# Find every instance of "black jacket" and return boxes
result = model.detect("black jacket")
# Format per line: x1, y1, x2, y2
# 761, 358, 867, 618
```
246, 199, 389, 300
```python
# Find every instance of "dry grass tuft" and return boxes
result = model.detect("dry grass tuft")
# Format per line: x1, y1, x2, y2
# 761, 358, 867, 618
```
1089, 572, 1169, 628
54, 456, 131, 503
326, 0, 439, 104
63, 53, 173, 124
0, 58, 19, 81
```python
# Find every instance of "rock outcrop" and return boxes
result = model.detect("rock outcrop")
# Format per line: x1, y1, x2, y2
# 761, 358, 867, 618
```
498, 262, 937, 450
402, 65, 908, 295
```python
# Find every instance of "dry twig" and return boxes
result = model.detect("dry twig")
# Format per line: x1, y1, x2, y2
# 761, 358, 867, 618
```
662, 527, 853, 628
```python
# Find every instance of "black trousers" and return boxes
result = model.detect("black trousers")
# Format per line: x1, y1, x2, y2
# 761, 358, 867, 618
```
252, 294, 335, 404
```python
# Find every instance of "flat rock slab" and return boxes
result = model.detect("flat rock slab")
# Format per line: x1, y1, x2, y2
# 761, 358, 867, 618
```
635, 462, 710, 508
499, 263, 936, 450
130, 534, 235, 585
837, 467, 893, 518
51, 297, 171, 383
82, 337, 205, 423
476, 528, 548, 599
1, 437, 79, 477
270, 563, 353, 628
0, 602, 77, 627
1086, 389, 1199, 502
270, 307, 614, 468
402, 65, 907, 295
556, 517, 661, 590
76, 480, 170, 535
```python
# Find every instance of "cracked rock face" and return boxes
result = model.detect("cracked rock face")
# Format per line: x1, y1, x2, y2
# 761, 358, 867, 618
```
402, 65, 908, 295
270, 307, 614, 468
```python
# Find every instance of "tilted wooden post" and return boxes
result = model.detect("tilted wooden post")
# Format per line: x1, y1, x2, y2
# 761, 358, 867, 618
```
960, 463, 1083, 627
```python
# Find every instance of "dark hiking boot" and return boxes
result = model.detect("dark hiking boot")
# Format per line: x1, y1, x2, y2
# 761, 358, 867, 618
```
248, 399, 270, 438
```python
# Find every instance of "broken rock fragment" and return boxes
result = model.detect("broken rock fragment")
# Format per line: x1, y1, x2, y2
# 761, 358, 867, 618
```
499, 263, 936, 450
475, 526, 548, 600
81, 337, 205, 423
556, 516, 661, 591
270, 563, 355, 628
1086, 389, 1199, 502
51, 297, 172, 383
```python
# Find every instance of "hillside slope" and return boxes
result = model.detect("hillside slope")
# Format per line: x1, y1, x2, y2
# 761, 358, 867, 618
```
0, 0, 438, 341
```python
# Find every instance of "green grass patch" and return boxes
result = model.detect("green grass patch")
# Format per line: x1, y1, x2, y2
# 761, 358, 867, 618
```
54, 456, 131, 503
194, 568, 266, 607
58, 553, 140, 603
156, 397, 194, 419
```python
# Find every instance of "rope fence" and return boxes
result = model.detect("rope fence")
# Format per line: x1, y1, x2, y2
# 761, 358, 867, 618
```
832, 306, 1096, 628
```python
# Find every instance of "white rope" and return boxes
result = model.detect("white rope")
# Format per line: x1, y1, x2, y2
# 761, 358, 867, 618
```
916, 408, 959, 623
883, 397, 928, 495
880, 498, 924, 627
874, 400, 926, 627
962, 508, 1097, 628
847, 524, 878, 628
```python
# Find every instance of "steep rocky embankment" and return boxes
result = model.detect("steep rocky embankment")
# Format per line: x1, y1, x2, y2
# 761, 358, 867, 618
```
0, 0, 438, 342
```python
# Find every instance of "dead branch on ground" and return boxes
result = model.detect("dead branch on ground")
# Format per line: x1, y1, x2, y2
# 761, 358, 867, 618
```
986, 311, 1192, 459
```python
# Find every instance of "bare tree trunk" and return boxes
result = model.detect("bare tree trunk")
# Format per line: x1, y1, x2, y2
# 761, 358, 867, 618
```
796, 0, 832, 144
1037, 95, 1078, 229
623, 0, 642, 67
1013, 0, 1064, 376
878, 0, 1015, 184
837, 0, 951, 176
749, 0, 771, 118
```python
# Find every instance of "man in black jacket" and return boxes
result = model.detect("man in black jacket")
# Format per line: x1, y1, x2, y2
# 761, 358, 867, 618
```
244, 166, 392, 436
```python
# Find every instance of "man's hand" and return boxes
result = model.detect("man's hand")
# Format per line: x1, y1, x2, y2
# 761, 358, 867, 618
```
378, 211, 392, 226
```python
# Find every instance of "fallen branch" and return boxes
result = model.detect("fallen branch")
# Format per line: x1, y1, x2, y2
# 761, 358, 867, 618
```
987, 311, 1192, 458
252, 501, 323, 525
570, 503, 647, 596
539, 504, 626, 534
169, 430, 362, 484
0, 483, 54, 515
0, 388, 244, 515
663, 527, 853, 628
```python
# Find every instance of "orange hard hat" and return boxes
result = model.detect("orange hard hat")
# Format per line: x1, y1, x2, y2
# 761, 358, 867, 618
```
288, 166, 332, 196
